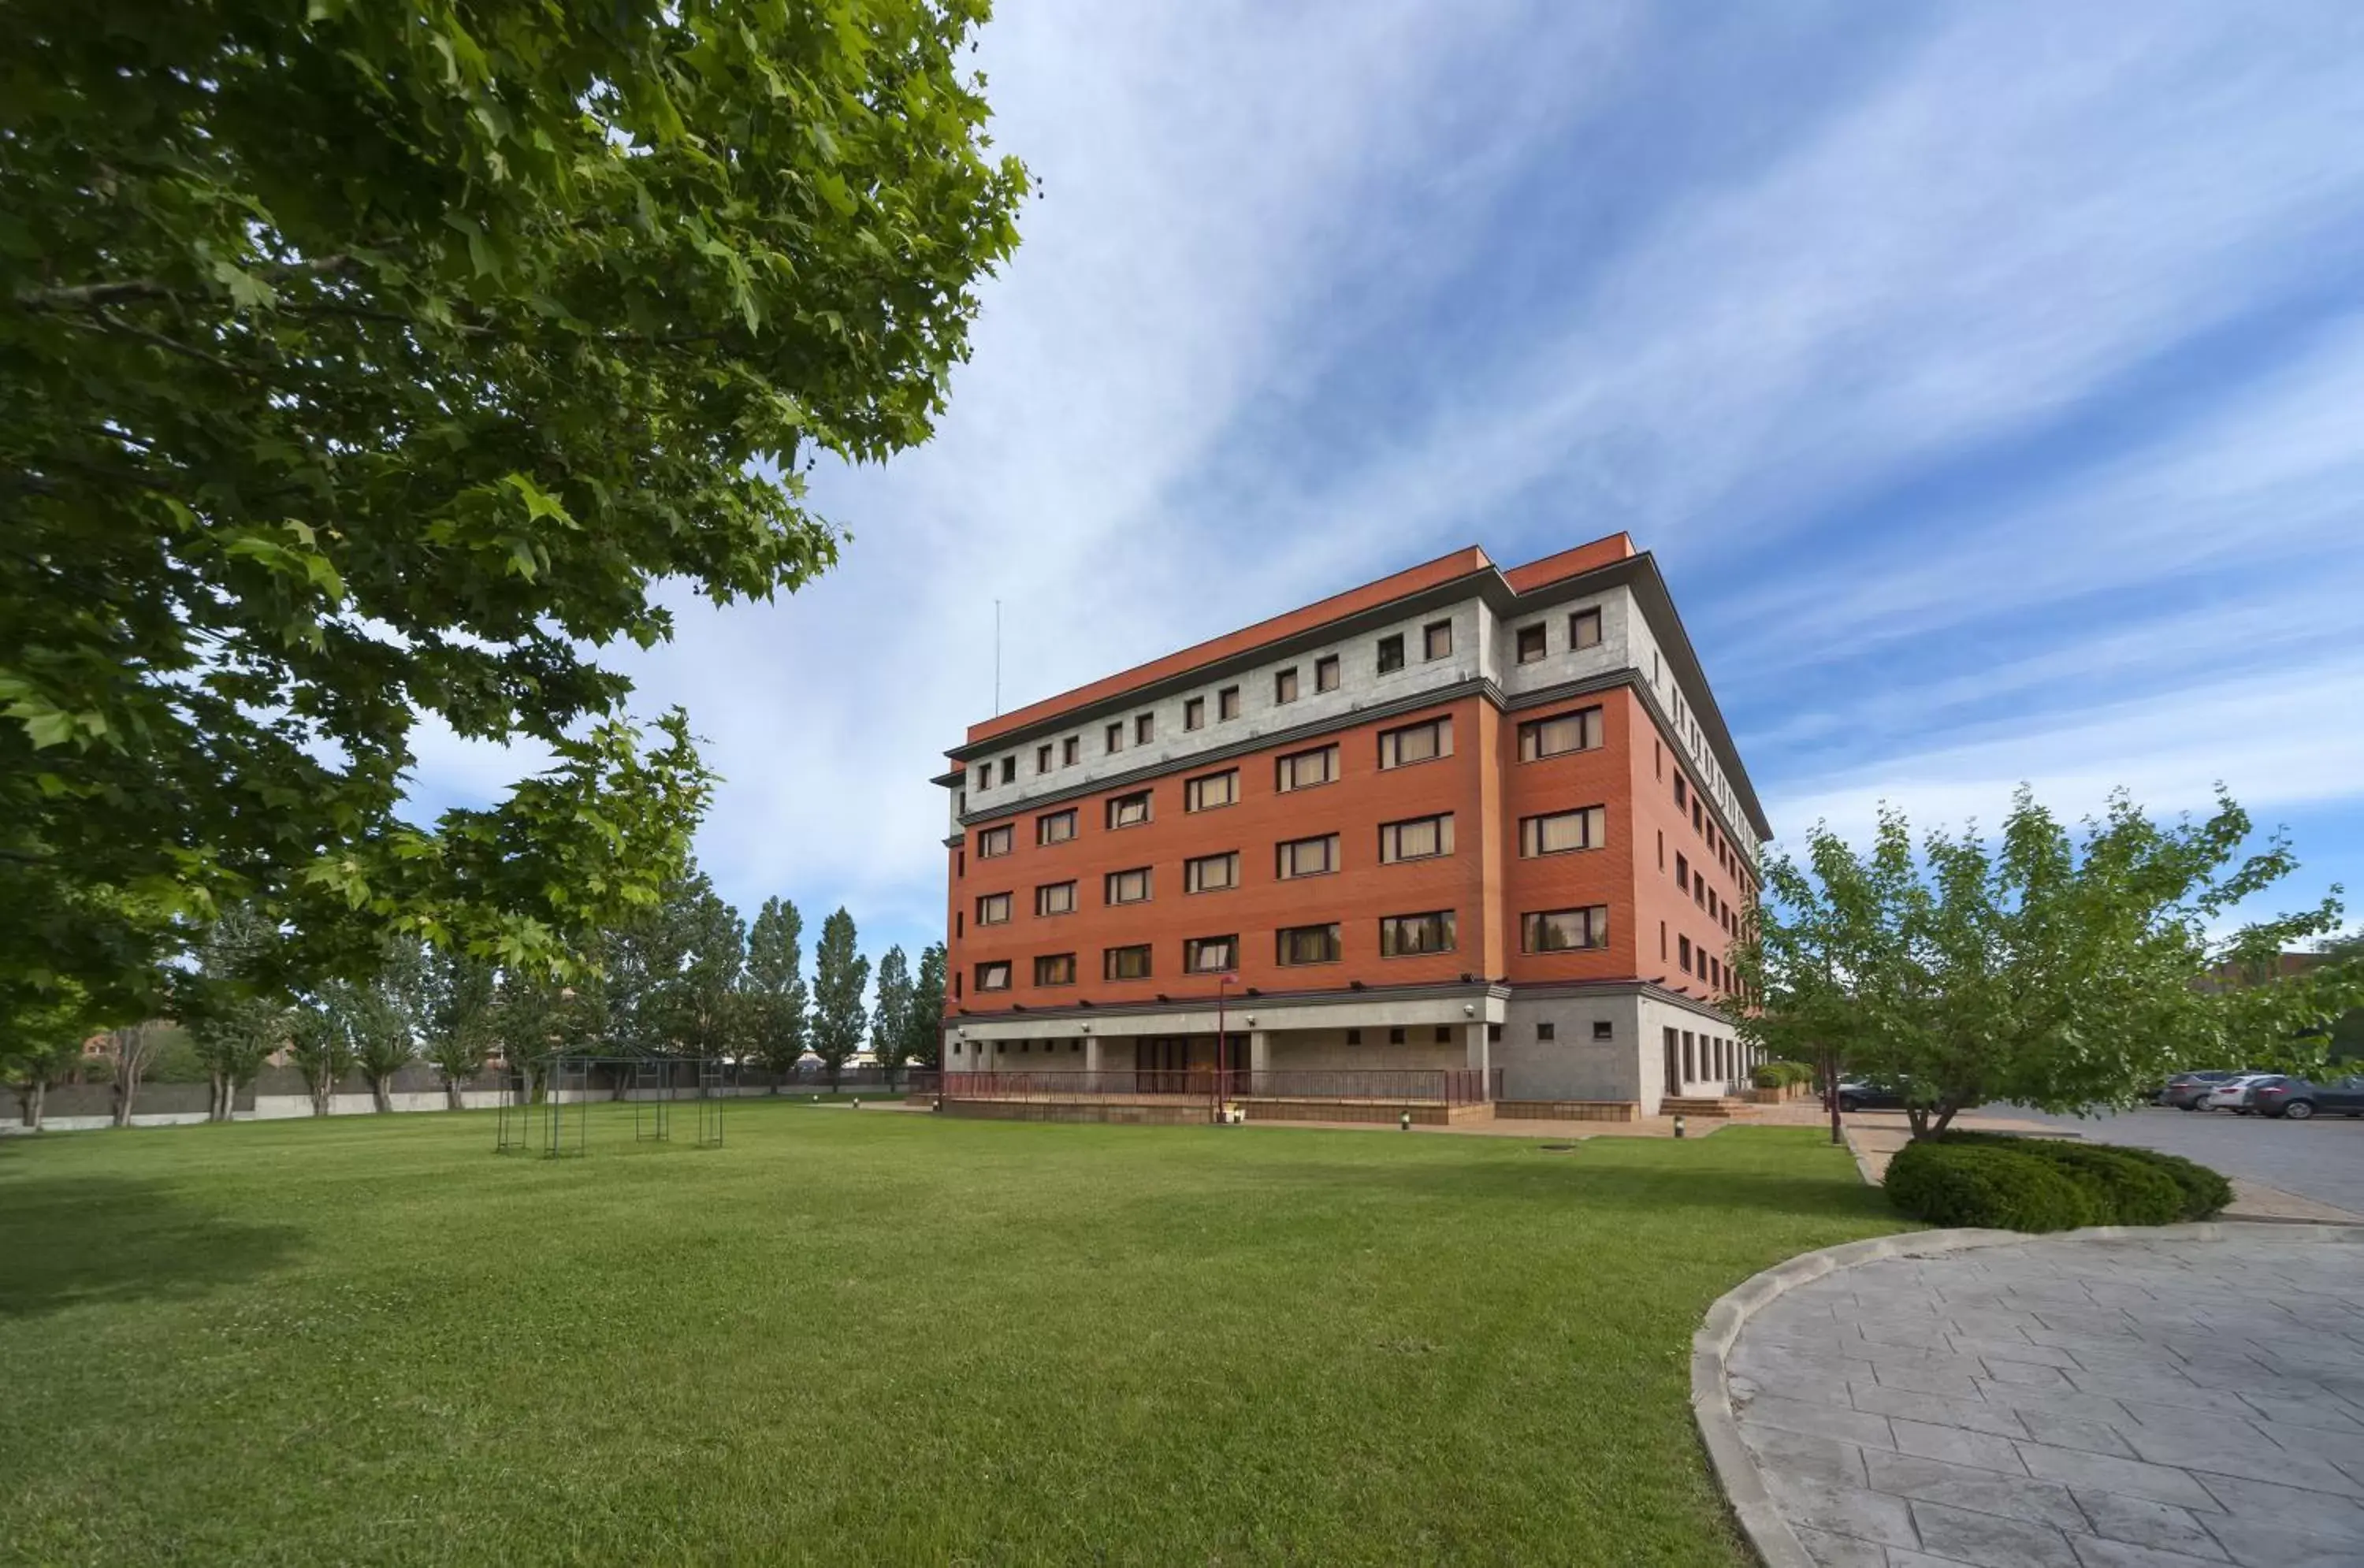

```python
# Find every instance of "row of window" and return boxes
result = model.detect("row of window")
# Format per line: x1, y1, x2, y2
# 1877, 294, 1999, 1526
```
1514, 606, 1603, 666
968, 905, 1611, 991
971, 619, 1478, 795
971, 805, 1605, 931
971, 705, 1604, 864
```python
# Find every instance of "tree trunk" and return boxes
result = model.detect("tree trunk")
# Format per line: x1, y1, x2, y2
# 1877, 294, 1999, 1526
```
22, 1079, 43, 1131
1930, 1105, 1960, 1139
208, 1072, 229, 1123
112, 1071, 136, 1128
446, 1076, 466, 1112
370, 1075, 393, 1113
1905, 1105, 1930, 1139
310, 1071, 333, 1116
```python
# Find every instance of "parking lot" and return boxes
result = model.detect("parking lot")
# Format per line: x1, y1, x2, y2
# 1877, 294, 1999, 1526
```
2005, 1102, 2364, 1217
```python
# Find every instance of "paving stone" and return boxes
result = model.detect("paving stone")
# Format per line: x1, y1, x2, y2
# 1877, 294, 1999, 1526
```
1790, 1525, 1888, 1568
2191, 1473, 2364, 1539
1972, 1379, 2141, 1426
1872, 1359, 1988, 1399
1910, 1498, 2081, 1567
1730, 1368, 1861, 1410
2072, 1491, 2229, 1559
1985, 1358, 2076, 1388
1855, 1319, 1958, 1351
1741, 1421, 1870, 1488
1849, 1381, 2031, 1440
1950, 1335, 2085, 1369
1890, 1418, 2032, 1475
2063, 1370, 2263, 1419
2124, 1429, 2363, 1497
1761, 1469, 1922, 1551
2015, 1442, 2222, 1509
1864, 1450, 2087, 1532
2071, 1536, 2236, 1567
2016, 1410, 2141, 1459
2205, 1513, 2364, 1568
1737, 1395, 1898, 1451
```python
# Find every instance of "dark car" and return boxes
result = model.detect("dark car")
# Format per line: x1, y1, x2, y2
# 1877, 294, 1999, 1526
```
1825, 1079, 1972, 1113
2251, 1075, 2364, 1121
2160, 1070, 2243, 1109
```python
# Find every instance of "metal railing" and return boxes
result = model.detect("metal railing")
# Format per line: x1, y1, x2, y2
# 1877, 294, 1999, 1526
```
936, 1068, 1500, 1105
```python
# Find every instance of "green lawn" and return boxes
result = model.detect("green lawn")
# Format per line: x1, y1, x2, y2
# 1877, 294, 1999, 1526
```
0, 1103, 1903, 1566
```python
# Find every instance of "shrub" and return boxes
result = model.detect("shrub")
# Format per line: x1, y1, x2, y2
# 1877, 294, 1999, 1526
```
2016, 1144, 2184, 1226
1884, 1140, 2102, 1232
1752, 1060, 1816, 1090
1887, 1134, 2235, 1230
2092, 1145, 2232, 1221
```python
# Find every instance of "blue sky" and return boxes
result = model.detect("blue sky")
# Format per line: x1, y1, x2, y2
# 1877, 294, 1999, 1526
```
414, 1, 2364, 966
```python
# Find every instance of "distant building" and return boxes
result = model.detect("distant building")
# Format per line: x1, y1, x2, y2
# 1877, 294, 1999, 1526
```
932, 534, 1767, 1116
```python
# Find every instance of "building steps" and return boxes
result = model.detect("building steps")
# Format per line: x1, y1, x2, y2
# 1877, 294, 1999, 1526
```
1660, 1095, 1759, 1119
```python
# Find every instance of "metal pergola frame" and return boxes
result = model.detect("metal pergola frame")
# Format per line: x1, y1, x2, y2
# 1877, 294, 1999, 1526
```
495, 1049, 738, 1157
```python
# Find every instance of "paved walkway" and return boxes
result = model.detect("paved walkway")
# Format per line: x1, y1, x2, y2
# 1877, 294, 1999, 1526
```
1727, 1230, 2364, 1567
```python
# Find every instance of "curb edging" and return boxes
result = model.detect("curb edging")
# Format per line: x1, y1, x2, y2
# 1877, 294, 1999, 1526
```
1691, 1221, 2364, 1568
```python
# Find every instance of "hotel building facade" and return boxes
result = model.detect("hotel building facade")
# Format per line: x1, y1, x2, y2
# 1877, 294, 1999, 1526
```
933, 533, 1768, 1119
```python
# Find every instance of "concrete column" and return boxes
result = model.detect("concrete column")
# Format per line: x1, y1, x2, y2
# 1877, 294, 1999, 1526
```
1084, 1034, 1102, 1076
1249, 1029, 1270, 1080
1464, 1020, 1491, 1094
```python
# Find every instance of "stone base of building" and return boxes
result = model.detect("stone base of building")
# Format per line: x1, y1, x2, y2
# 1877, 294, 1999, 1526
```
1493, 1098, 1641, 1122
939, 1098, 1211, 1126
1240, 1098, 1490, 1126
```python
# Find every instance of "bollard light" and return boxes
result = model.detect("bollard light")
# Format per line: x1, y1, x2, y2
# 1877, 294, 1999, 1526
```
852, 1097, 862, 1109
1674, 1114, 1687, 1139
1399, 1111, 1412, 1131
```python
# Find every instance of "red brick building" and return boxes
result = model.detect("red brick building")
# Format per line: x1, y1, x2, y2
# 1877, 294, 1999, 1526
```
934, 534, 1768, 1117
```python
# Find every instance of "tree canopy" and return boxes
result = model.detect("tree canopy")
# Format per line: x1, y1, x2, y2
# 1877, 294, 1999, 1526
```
2, 2, 1028, 1035
1736, 789, 2362, 1137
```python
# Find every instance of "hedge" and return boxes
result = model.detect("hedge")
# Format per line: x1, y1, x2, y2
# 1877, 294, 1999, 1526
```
1884, 1135, 2233, 1231
1750, 1060, 1817, 1090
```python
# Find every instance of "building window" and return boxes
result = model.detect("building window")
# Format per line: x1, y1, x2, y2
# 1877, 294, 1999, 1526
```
1276, 834, 1339, 879
1522, 905, 1610, 953
1274, 667, 1299, 704
1036, 743, 1053, 774
1106, 722, 1124, 754
1376, 633, 1405, 674
976, 824, 1013, 858
1433, 1025, 1451, 1044
974, 767, 988, 793
1570, 607, 1602, 649
1515, 624, 1547, 664
1674, 775, 1688, 809
1379, 813, 1455, 863
1037, 808, 1077, 845
1184, 934, 1238, 973
1104, 944, 1152, 980
1520, 806, 1606, 857
1592, 1020, 1613, 1042
1388, 1027, 1407, 1045
1035, 953, 1076, 987
999, 756, 1016, 786
1184, 696, 1206, 731
1105, 867, 1152, 905
1107, 790, 1152, 830
1315, 654, 1340, 693
1184, 851, 1239, 893
1693, 799, 1704, 834
1344, 1027, 1362, 1045
1423, 619, 1452, 660
1378, 910, 1456, 957
1063, 736, 1080, 767
1378, 715, 1451, 768
1276, 923, 1341, 965
975, 961, 1011, 992
1537, 1020, 1556, 1041
1217, 686, 1240, 721
1518, 707, 1603, 760
1135, 712, 1154, 745
1275, 744, 1337, 793
1185, 770, 1237, 812
976, 892, 1012, 926
1488, 1023, 1502, 1043
1035, 881, 1076, 917
1678, 934, 1693, 972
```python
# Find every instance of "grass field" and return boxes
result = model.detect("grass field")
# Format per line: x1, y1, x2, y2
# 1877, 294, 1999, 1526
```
0, 1102, 1905, 1565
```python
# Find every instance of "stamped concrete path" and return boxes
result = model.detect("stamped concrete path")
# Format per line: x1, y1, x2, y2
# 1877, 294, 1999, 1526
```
1727, 1230, 2364, 1567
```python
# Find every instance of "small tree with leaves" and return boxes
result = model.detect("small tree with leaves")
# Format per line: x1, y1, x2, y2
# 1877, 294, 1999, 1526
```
1736, 788, 2362, 1139
810, 908, 869, 1093
287, 991, 358, 1117
422, 947, 500, 1111
904, 942, 947, 1076
871, 945, 913, 1090
188, 906, 287, 1121
744, 897, 810, 1091
5, 992, 94, 1131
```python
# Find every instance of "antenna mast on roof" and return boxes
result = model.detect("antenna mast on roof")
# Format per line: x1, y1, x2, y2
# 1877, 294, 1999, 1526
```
994, 598, 1002, 715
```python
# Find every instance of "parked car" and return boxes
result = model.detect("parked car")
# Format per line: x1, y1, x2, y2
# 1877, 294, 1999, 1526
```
2159, 1070, 2243, 1109
2199, 1074, 2274, 1113
1828, 1079, 1905, 1112
2251, 1075, 2364, 1120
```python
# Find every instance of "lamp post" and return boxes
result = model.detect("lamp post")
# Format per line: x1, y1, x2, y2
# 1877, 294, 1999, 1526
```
1214, 971, 1240, 1117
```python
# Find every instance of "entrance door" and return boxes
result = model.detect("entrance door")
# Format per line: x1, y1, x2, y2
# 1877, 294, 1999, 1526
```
1136, 1036, 1189, 1091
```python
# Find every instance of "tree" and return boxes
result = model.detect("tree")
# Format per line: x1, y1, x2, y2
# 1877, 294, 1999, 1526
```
810, 908, 870, 1092
490, 963, 604, 1105
102, 1021, 171, 1128
188, 906, 287, 1121
1736, 789, 2362, 1139
872, 946, 913, 1089
905, 942, 948, 1074
2, 3, 1029, 1041
744, 897, 811, 1091
4, 993, 93, 1131
345, 942, 429, 1113
422, 947, 500, 1112
287, 990, 359, 1117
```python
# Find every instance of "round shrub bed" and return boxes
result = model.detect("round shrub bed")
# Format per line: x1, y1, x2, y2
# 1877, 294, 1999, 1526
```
1885, 1134, 2233, 1230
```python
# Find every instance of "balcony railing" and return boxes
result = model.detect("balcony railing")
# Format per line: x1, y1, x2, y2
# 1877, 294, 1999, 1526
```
937, 1068, 1500, 1105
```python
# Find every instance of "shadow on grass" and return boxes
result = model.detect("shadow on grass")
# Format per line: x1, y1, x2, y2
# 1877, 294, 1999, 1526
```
0, 1175, 303, 1318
